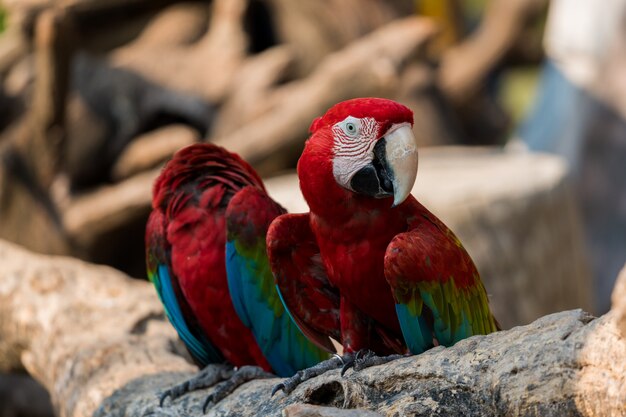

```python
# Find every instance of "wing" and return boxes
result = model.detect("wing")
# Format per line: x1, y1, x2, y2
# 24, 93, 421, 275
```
225, 187, 330, 376
267, 213, 341, 354
146, 210, 223, 366
384, 205, 499, 354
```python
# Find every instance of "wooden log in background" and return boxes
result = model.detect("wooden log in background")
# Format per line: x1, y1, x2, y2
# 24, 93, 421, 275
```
0, 239, 623, 417
1, 0, 552, 277
211, 16, 437, 171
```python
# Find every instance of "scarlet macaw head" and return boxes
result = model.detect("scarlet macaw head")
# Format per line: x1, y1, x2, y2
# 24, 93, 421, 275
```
299, 98, 417, 210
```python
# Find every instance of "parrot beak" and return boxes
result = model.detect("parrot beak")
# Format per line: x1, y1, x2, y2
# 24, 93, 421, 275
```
384, 123, 418, 207
349, 123, 418, 207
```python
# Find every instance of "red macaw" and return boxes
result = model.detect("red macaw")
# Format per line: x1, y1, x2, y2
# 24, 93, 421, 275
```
146, 144, 328, 409
269, 98, 499, 394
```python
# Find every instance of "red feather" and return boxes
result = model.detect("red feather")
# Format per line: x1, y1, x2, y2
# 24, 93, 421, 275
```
150, 143, 271, 370
267, 213, 341, 353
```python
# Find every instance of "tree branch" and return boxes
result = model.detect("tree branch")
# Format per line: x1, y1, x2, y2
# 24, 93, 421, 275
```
0, 239, 624, 417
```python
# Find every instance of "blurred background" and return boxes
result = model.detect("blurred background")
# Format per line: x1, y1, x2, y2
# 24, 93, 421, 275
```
0, 0, 624, 415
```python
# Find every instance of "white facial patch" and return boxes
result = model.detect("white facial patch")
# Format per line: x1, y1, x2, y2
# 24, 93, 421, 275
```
331, 116, 378, 189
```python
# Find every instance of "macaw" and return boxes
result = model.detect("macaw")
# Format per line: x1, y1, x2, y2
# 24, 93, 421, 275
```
269, 98, 499, 394
145, 144, 329, 409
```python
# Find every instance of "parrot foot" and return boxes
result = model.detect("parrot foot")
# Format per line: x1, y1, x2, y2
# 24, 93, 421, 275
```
202, 366, 273, 413
158, 363, 234, 406
345, 350, 408, 374
271, 353, 353, 396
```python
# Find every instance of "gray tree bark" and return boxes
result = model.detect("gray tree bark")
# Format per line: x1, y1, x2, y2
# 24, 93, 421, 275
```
0, 239, 624, 417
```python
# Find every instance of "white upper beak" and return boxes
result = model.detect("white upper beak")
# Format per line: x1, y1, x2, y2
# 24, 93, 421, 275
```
384, 123, 418, 207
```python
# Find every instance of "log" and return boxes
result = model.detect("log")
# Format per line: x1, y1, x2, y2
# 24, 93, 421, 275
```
121, 2, 210, 48
3, 0, 179, 40
0, 124, 73, 257
266, 0, 413, 75
265, 147, 594, 328
110, 0, 249, 102
62, 167, 159, 248
111, 124, 199, 181
283, 404, 383, 417
25, 7, 74, 189
210, 44, 297, 137
0, 28, 28, 76
109, 0, 413, 102
0, 239, 623, 417
212, 16, 437, 171
438, 0, 548, 103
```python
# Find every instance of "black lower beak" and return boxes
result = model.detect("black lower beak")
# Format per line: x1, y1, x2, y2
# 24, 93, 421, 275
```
349, 138, 394, 199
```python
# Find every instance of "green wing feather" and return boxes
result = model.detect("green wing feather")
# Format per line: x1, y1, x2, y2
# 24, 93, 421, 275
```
386, 210, 499, 354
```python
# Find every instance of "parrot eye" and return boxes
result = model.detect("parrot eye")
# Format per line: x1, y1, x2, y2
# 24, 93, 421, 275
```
339, 117, 361, 137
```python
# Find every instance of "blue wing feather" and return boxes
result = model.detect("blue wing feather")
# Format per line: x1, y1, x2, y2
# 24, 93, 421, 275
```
226, 238, 328, 376
146, 210, 222, 366
395, 288, 473, 354
395, 303, 433, 354
151, 264, 223, 366
225, 242, 251, 328
224, 187, 329, 376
